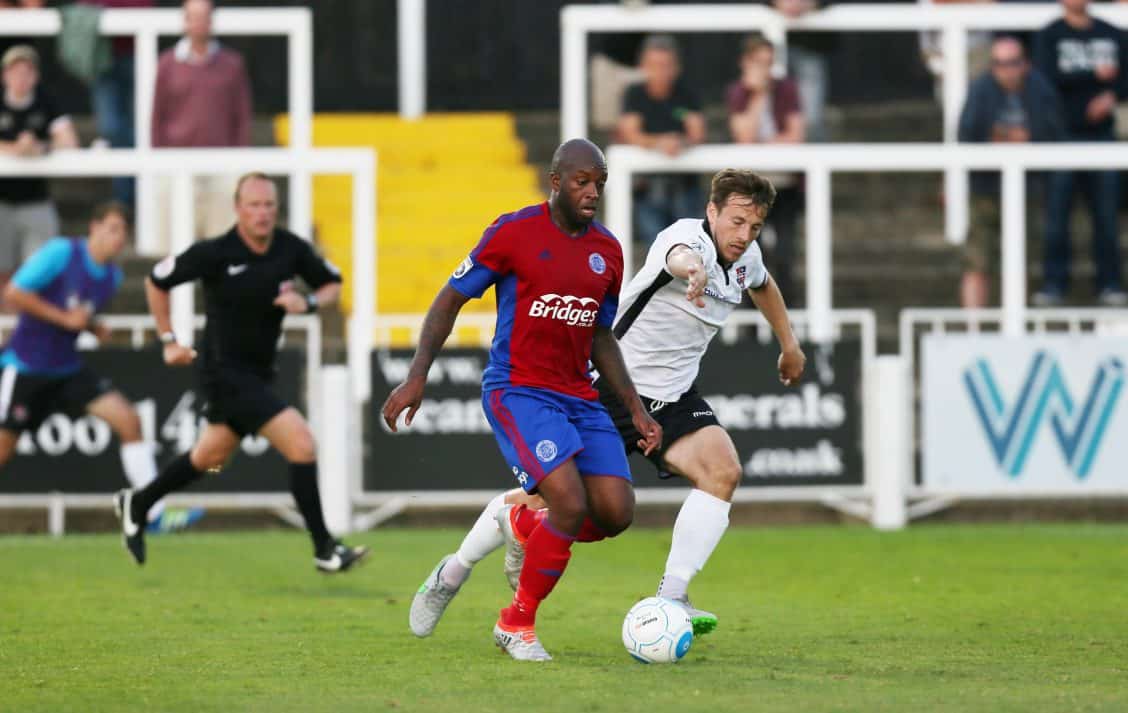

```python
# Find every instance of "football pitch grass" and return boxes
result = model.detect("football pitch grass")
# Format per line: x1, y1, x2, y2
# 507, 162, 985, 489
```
3, 524, 1127, 713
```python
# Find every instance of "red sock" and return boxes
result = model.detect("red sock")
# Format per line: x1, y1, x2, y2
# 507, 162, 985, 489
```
511, 504, 546, 541
576, 517, 606, 543
500, 519, 574, 628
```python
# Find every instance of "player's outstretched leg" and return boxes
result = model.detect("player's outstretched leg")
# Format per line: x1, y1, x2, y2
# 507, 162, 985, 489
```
655, 426, 741, 636
410, 490, 537, 636
260, 409, 368, 573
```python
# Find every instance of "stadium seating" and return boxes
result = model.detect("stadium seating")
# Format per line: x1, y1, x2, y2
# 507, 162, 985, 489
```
274, 113, 545, 317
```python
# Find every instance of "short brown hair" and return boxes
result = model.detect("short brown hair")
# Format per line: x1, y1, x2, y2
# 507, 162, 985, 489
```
742, 32, 774, 58
91, 201, 130, 224
234, 172, 275, 202
709, 169, 776, 212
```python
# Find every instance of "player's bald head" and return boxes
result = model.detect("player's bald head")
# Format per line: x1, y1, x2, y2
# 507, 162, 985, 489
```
550, 138, 607, 176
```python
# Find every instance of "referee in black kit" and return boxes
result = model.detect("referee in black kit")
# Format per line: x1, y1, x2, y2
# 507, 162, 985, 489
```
114, 172, 368, 573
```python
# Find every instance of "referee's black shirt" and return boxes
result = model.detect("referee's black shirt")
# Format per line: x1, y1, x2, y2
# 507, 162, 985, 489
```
150, 228, 341, 378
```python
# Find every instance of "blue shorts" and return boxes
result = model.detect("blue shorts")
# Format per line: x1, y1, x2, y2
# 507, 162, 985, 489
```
482, 385, 632, 493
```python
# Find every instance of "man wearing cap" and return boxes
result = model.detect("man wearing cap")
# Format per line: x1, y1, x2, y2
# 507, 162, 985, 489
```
0, 45, 80, 292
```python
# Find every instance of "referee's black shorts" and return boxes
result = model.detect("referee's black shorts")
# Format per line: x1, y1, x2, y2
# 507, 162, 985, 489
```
594, 378, 721, 477
198, 366, 289, 437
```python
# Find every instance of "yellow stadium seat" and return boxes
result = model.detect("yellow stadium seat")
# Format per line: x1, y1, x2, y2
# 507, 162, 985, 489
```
275, 113, 545, 315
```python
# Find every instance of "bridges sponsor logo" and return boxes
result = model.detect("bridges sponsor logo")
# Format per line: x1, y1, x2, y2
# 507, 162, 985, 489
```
528, 293, 600, 327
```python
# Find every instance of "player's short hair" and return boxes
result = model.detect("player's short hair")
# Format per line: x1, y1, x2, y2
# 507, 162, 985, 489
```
640, 34, 679, 61
742, 32, 775, 58
91, 200, 130, 224
234, 172, 275, 203
709, 169, 776, 212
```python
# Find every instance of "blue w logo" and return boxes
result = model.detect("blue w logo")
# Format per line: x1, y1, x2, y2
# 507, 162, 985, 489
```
963, 351, 1124, 479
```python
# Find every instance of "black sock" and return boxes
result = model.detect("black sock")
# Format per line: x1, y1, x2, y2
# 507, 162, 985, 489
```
289, 462, 333, 554
132, 453, 205, 522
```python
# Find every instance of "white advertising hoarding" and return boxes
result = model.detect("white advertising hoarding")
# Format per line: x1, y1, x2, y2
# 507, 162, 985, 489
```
922, 335, 1127, 494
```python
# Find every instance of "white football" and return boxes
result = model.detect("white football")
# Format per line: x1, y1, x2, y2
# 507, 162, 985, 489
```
622, 597, 694, 664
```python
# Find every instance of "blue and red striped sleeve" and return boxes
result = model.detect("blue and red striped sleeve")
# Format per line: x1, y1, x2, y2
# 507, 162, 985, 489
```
449, 216, 518, 299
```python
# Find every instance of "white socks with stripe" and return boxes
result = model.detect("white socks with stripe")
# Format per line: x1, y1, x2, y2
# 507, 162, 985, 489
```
658, 489, 731, 600
442, 492, 507, 589
120, 441, 163, 522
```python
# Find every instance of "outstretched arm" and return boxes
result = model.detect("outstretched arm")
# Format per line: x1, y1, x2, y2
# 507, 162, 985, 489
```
381, 285, 471, 431
591, 326, 662, 455
748, 275, 805, 385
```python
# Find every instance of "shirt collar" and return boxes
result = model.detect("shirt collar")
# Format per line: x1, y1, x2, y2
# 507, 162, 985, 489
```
174, 38, 220, 65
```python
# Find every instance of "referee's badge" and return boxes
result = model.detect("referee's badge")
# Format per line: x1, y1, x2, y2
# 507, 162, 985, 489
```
588, 253, 606, 275
452, 256, 473, 279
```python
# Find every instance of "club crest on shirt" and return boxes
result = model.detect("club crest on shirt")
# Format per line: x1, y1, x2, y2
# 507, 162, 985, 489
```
588, 253, 606, 275
535, 439, 558, 463
453, 256, 473, 279
735, 265, 747, 288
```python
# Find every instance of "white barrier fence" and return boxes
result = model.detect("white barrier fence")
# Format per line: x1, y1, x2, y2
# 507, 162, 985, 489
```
563, 2, 1128, 245
0, 5, 314, 251
605, 142, 1128, 342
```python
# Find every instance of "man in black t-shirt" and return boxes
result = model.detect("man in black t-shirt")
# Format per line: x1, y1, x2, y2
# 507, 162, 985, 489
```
0, 45, 79, 288
1033, 0, 1128, 306
114, 173, 369, 574
617, 35, 706, 246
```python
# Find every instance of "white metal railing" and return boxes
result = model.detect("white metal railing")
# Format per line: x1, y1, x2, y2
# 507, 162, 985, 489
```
0, 6, 313, 251
562, 3, 1128, 244
0, 148, 376, 401
606, 142, 1128, 343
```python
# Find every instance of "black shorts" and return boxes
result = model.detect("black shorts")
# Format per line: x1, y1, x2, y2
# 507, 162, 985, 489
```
595, 378, 721, 476
198, 366, 289, 437
0, 365, 113, 432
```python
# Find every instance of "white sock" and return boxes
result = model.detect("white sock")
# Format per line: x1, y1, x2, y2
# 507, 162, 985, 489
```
445, 492, 507, 587
120, 442, 164, 522
659, 489, 731, 598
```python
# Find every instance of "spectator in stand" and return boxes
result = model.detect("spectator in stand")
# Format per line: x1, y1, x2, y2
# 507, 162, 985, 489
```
617, 34, 706, 245
152, 0, 252, 242
0, 45, 79, 292
81, 0, 155, 210
1033, 0, 1128, 306
957, 35, 1065, 308
768, 0, 833, 142
726, 33, 806, 305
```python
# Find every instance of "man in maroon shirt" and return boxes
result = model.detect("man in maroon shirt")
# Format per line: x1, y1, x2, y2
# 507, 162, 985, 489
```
152, 0, 252, 243
726, 33, 806, 305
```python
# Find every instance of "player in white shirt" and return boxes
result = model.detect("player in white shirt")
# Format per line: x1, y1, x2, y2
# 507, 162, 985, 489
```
410, 169, 806, 638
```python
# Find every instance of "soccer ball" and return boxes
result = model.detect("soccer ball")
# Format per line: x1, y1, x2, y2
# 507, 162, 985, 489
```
621, 597, 694, 663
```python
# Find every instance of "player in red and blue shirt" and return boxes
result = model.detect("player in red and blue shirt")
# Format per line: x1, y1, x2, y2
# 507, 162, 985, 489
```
383, 139, 661, 661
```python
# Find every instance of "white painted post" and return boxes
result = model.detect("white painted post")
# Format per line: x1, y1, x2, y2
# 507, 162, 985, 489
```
942, 25, 969, 245
134, 29, 160, 255
560, 7, 588, 140
287, 8, 314, 239
872, 355, 907, 530
169, 174, 196, 346
398, 0, 427, 120
349, 151, 377, 402
605, 159, 634, 283
1001, 164, 1027, 336
48, 493, 65, 537
806, 164, 833, 342
319, 366, 353, 535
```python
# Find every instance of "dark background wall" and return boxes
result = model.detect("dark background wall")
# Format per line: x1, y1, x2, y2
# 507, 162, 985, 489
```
16, 0, 932, 115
